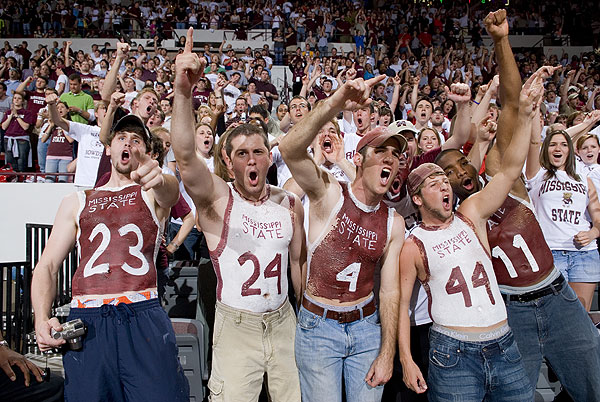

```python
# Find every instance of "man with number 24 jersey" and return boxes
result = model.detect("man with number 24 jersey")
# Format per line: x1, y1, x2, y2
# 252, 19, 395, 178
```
170, 28, 305, 401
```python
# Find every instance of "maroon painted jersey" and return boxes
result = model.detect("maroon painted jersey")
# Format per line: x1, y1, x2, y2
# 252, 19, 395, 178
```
307, 183, 393, 302
72, 185, 161, 297
486, 193, 554, 288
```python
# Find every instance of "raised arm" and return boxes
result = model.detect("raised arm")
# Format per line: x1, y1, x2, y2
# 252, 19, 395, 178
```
410, 74, 420, 109
565, 110, 600, 143
100, 92, 125, 145
389, 75, 402, 113
171, 28, 228, 208
441, 83, 472, 150
102, 42, 130, 103
464, 76, 543, 222
15, 76, 33, 95
525, 97, 544, 181
279, 75, 385, 203
484, 11, 523, 155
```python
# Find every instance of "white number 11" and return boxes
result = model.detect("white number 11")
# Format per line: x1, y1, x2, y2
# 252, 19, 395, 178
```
491, 234, 539, 278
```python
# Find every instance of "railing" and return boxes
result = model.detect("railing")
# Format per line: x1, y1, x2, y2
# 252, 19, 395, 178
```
27, 224, 78, 308
0, 261, 32, 354
0, 224, 78, 354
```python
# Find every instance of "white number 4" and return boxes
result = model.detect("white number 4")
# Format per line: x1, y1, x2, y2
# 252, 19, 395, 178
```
336, 262, 361, 292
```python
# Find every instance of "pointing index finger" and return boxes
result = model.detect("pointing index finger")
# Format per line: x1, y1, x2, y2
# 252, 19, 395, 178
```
185, 27, 194, 53
365, 74, 386, 88
131, 146, 150, 165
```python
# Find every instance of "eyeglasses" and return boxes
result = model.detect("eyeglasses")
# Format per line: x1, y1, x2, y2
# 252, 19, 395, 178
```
289, 103, 309, 110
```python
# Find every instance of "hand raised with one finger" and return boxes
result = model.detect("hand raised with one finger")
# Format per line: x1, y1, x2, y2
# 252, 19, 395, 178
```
174, 28, 207, 95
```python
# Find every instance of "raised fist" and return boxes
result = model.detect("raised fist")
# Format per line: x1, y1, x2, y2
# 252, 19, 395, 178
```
484, 9, 509, 42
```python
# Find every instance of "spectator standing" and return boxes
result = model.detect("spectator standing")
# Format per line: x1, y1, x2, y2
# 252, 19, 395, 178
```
59, 74, 94, 124
1, 92, 34, 172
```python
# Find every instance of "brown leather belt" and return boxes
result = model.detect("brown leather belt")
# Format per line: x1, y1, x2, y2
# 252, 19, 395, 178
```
301, 297, 377, 324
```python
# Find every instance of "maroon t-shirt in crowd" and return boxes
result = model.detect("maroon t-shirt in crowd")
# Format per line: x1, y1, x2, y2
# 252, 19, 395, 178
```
192, 89, 212, 110
25, 90, 47, 115
47, 127, 73, 158
1, 108, 35, 137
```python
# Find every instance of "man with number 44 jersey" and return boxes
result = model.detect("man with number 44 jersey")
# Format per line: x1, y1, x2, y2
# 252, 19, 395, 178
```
31, 114, 189, 402
279, 73, 407, 402
170, 29, 305, 402
398, 52, 543, 400
435, 11, 600, 401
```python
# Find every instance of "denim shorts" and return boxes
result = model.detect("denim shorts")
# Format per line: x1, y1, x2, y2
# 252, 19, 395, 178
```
551, 249, 600, 282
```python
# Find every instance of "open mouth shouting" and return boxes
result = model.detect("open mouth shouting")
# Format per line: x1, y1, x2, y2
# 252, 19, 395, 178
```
462, 176, 474, 192
322, 138, 333, 153
248, 170, 259, 186
380, 167, 392, 186
442, 194, 451, 210
121, 149, 131, 164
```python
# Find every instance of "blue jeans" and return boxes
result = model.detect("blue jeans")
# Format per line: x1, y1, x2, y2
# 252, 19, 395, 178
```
506, 282, 600, 401
295, 305, 383, 402
4, 138, 30, 172
37, 138, 49, 173
552, 249, 600, 282
427, 329, 532, 402
45, 158, 71, 182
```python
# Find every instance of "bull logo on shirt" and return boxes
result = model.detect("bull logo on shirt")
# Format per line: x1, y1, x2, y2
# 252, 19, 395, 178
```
562, 192, 573, 207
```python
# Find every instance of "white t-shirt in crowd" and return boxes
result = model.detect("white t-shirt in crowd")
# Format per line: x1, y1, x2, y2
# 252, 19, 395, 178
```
67, 122, 103, 187
526, 167, 595, 251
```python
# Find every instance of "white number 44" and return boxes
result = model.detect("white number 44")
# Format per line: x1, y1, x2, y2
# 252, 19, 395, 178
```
336, 262, 362, 292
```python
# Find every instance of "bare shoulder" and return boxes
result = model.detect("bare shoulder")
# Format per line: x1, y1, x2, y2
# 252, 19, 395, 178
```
401, 235, 420, 259
390, 210, 406, 238
60, 192, 82, 218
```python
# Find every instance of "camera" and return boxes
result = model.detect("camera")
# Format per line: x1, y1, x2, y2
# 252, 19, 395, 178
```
51, 319, 87, 350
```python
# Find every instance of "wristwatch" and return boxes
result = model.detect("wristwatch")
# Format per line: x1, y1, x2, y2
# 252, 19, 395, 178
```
0, 340, 9, 348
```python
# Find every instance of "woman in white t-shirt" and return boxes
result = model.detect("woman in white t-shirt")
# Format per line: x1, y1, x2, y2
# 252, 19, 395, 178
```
526, 129, 600, 311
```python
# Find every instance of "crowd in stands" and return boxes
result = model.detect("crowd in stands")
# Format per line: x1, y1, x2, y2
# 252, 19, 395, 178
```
1, 1, 600, 183
0, 0, 598, 47
2, 2, 600, 400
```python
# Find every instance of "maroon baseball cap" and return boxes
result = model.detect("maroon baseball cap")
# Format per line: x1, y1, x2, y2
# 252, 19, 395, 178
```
355, 126, 408, 154
407, 163, 445, 196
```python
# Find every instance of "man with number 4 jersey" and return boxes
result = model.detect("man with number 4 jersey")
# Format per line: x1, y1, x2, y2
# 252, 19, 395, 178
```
32, 114, 188, 402
279, 74, 407, 401
398, 52, 543, 400
170, 29, 305, 402
435, 11, 600, 401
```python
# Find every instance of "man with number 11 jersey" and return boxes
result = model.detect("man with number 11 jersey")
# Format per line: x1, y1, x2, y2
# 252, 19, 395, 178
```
170, 28, 305, 402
